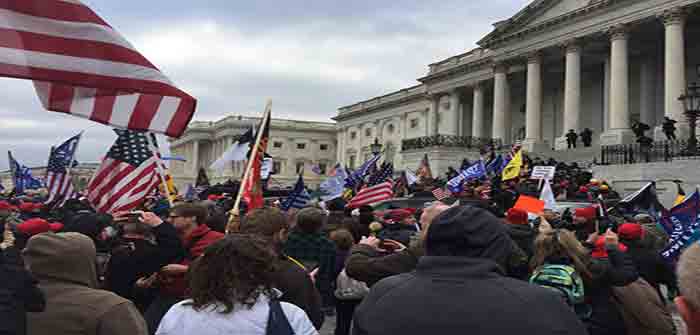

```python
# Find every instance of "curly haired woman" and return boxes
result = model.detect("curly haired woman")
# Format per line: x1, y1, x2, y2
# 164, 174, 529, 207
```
155, 234, 318, 335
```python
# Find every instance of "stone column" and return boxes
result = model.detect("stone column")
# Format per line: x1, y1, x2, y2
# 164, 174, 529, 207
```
336, 129, 344, 164
429, 96, 440, 136
556, 41, 582, 150
192, 140, 200, 177
472, 83, 485, 138
422, 109, 430, 137
601, 25, 634, 145
492, 63, 508, 143
658, 8, 687, 140
640, 58, 657, 127
523, 52, 548, 151
446, 90, 461, 136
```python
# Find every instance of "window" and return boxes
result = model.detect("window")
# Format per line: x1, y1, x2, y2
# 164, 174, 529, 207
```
365, 128, 372, 137
349, 155, 356, 170
410, 119, 419, 128
273, 161, 282, 174
320, 144, 328, 151
350, 131, 357, 139
297, 143, 306, 149
318, 163, 327, 174
273, 141, 283, 148
296, 162, 304, 174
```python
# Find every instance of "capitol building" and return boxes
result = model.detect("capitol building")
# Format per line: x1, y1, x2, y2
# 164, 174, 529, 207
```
172, 0, 700, 195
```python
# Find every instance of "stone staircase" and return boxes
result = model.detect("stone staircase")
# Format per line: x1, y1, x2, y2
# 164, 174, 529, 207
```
527, 145, 601, 167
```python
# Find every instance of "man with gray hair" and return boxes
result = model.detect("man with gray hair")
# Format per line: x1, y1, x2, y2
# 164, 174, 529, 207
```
676, 243, 700, 335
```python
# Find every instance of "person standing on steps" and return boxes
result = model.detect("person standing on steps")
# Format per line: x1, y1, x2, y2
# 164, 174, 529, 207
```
663, 117, 677, 141
580, 128, 593, 147
566, 129, 578, 149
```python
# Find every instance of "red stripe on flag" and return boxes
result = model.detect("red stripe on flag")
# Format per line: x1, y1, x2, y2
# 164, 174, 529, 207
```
128, 94, 163, 130
0, 0, 110, 26
91, 89, 117, 124
165, 98, 197, 137
100, 164, 156, 212
0, 29, 157, 69
87, 159, 120, 191
48, 84, 73, 112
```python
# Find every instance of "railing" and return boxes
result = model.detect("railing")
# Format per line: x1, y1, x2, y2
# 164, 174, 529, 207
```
600, 140, 700, 165
401, 135, 503, 152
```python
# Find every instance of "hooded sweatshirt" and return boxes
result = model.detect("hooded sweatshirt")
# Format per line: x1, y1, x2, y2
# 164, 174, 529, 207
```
23, 232, 147, 335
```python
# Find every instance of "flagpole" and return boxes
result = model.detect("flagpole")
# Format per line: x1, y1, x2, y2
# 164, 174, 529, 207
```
227, 100, 272, 233
147, 133, 174, 208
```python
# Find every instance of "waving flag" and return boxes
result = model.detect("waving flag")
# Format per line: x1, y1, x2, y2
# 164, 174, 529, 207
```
661, 190, 700, 260
405, 169, 418, 186
0, 1, 196, 137
45, 133, 82, 206
8, 151, 43, 194
485, 154, 504, 174
347, 181, 393, 208
540, 179, 556, 210
320, 164, 347, 201
240, 105, 271, 211
281, 175, 311, 211
416, 154, 433, 182
616, 182, 665, 218
368, 163, 393, 186
432, 187, 452, 201
673, 182, 687, 207
210, 126, 254, 172
345, 154, 381, 189
447, 161, 486, 193
502, 149, 522, 181
87, 130, 161, 213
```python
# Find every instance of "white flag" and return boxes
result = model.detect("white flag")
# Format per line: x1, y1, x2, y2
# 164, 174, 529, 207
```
209, 127, 255, 172
540, 179, 556, 210
261, 158, 274, 179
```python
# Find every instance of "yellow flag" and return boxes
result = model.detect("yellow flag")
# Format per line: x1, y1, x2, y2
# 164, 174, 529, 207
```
502, 149, 522, 181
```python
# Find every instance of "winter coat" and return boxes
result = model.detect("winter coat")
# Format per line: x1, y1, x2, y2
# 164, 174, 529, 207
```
505, 223, 536, 258
345, 243, 423, 287
623, 240, 677, 300
566, 132, 578, 142
0, 247, 44, 335
352, 256, 587, 335
284, 231, 337, 307
24, 232, 148, 335
270, 255, 324, 330
105, 222, 184, 311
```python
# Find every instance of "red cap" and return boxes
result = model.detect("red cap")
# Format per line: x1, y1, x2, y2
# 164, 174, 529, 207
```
387, 208, 416, 222
578, 186, 589, 193
207, 194, 224, 201
17, 218, 61, 236
591, 236, 628, 259
574, 207, 597, 220
19, 202, 35, 212
618, 223, 644, 241
506, 208, 529, 225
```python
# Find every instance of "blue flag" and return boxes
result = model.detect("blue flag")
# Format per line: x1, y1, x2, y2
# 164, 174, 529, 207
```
485, 154, 503, 174
281, 175, 311, 211
345, 154, 381, 188
8, 151, 43, 194
320, 164, 348, 201
447, 161, 486, 193
661, 190, 700, 260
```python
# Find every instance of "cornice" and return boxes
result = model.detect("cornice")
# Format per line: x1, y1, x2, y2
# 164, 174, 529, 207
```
418, 57, 494, 84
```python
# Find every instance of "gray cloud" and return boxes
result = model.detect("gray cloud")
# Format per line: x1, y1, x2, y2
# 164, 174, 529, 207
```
1, 0, 530, 168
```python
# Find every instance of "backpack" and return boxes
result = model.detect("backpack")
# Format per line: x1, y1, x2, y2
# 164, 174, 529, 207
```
266, 299, 294, 335
530, 264, 591, 320
334, 269, 369, 300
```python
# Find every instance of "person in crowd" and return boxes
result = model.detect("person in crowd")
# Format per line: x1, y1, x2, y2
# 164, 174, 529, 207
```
140, 203, 224, 334
353, 205, 588, 335
284, 207, 337, 315
566, 129, 578, 149
105, 212, 184, 312
377, 208, 418, 246
634, 213, 669, 253
663, 116, 677, 140
155, 234, 318, 335
504, 208, 535, 258
676, 243, 700, 335
324, 198, 347, 235
240, 208, 324, 330
345, 202, 450, 287
24, 232, 148, 335
572, 206, 597, 240
530, 228, 638, 335
617, 222, 677, 301
0, 223, 45, 335
631, 120, 650, 140
330, 229, 365, 335
581, 128, 594, 147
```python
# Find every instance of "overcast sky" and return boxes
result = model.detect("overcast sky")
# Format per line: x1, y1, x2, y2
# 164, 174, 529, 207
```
0, 0, 531, 168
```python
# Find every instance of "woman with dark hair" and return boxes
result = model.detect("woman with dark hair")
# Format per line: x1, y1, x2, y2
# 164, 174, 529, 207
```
155, 234, 318, 335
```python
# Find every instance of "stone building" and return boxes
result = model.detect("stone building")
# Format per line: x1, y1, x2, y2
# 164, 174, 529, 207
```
168, 115, 337, 189
335, 0, 700, 175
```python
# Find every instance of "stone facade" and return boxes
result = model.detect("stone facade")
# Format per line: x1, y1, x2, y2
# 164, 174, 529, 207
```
335, 0, 700, 177
168, 115, 337, 190
0, 163, 100, 192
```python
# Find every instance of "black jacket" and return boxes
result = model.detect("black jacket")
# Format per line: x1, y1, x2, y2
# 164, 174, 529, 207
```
505, 224, 536, 258
353, 256, 587, 335
0, 247, 45, 335
105, 222, 184, 311
623, 240, 677, 298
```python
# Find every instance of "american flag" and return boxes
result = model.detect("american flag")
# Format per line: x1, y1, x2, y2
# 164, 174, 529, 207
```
368, 162, 393, 186
280, 175, 311, 211
0, 1, 196, 137
347, 181, 394, 208
345, 154, 381, 189
432, 187, 452, 201
87, 129, 161, 213
45, 133, 82, 206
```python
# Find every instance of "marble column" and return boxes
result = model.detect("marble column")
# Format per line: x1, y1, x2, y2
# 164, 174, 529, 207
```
429, 96, 440, 136
640, 58, 657, 127
446, 90, 461, 136
493, 63, 508, 143
523, 52, 548, 151
556, 41, 582, 150
192, 140, 200, 177
336, 129, 344, 164
659, 8, 687, 139
601, 25, 634, 145
422, 110, 430, 137
472, 83, 485, 138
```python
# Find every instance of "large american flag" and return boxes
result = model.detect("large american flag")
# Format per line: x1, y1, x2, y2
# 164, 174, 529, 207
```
45, 133, 81, 206
87, 129, 160, 213
0, 1, 196, 137
347, 181, 394, 208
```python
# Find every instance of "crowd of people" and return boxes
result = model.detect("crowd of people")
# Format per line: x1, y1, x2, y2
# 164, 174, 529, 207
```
1, 162, 699, 335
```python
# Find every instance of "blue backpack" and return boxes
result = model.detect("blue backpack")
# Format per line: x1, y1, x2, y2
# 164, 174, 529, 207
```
530, 264, 592, 320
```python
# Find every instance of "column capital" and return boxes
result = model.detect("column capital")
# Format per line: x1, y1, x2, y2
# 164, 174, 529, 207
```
661, 7, 686, 26
492, 61, 509, 74
561, 38, 582, 54
607, 24, 629, 41
473, 80, 485, 90
525, 51, 543, 64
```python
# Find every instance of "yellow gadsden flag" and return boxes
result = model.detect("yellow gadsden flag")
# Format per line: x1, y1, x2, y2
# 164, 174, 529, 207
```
502, 149, 522, 181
